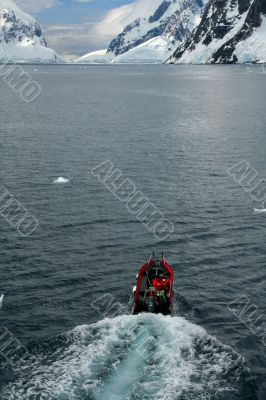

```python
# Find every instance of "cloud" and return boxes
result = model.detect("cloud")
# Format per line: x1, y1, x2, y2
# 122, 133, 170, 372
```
92, 0, 162, 41
16, 0, 60, 14
93, 3, 135, 38
42, 21, 106, 59
42, 3, 141, 58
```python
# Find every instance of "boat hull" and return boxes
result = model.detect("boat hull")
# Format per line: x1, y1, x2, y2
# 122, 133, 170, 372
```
132, 257, 174, 316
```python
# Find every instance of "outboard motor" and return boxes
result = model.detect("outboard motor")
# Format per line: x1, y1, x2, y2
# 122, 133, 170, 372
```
146, 296, 158, 313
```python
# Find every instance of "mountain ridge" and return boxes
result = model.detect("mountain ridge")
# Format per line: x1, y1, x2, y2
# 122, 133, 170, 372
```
107, 0, 204, 57
167, 0, 266, 64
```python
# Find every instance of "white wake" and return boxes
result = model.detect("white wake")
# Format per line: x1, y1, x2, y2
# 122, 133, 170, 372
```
0, 314, 245, 400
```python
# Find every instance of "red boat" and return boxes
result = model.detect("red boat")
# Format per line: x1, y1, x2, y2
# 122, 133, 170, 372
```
132, 254, 174, 315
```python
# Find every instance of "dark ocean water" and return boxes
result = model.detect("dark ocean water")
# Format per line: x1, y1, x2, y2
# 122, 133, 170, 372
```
0, 65, 265, 400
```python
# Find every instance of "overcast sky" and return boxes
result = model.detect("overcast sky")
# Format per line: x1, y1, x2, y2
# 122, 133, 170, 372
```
17, 0, 134, 59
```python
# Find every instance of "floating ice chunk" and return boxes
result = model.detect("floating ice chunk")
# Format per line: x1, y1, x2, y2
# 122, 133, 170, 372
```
53, 177, 70, 184
0, 294, 4, 309
254, 208, 266, 213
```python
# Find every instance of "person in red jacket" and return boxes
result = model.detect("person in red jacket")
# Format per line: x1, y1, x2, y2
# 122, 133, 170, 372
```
152, 276, 170, 293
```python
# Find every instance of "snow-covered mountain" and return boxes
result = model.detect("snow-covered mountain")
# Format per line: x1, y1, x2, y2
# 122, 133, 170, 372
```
107, 0, 204, 57
0, 0, 61, 63
168, 0, 266, 64
75, 0, 205, 64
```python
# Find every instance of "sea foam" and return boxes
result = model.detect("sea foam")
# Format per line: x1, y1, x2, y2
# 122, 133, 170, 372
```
0, 313, 246, 400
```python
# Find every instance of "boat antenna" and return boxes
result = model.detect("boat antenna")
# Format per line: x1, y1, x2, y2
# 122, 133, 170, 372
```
148, 252, 154, 263
162, 252, 164, 260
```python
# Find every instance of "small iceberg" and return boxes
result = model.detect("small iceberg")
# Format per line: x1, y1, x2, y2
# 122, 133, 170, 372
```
254, 208, 266, 213
53, 177, 70, 184
0, 294, 4, 309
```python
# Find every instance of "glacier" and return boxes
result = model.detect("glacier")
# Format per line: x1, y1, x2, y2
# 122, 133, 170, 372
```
111, 37, 176, 64
74, 50, 110, 64
74, 38, 176, 65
